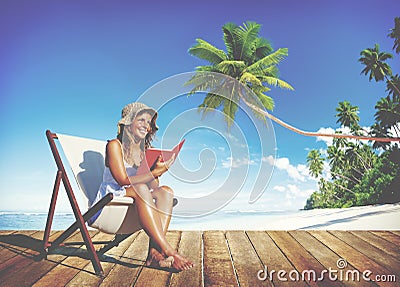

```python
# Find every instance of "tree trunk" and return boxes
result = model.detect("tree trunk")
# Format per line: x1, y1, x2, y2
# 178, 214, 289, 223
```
239, 94, 400, 143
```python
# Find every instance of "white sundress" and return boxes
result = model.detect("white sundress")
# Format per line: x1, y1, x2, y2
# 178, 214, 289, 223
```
88, 159, 138, 225
93, 162, 137, 204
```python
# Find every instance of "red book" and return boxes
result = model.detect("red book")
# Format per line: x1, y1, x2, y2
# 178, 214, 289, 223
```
137, 139, 185, 174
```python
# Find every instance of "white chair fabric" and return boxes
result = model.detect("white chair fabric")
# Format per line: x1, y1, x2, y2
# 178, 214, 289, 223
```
57, 133, 142, 234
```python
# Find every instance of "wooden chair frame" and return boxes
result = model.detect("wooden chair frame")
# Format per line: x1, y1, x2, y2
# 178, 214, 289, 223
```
42, 130, 131, 276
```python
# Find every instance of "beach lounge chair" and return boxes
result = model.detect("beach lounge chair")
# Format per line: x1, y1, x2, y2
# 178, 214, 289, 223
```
42, 130, 177, 276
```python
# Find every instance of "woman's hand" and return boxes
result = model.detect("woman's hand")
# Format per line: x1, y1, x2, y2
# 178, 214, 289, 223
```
147, 177, 159, 190
151, 154, 175, 178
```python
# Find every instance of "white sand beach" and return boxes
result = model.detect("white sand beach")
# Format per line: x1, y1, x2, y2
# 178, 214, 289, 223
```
171, 203, 400, 230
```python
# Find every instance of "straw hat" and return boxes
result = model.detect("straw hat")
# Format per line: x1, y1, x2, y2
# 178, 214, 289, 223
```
118, 102, 157, 126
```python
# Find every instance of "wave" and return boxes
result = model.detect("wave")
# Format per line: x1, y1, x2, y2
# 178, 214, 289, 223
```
0, 211, 73, 216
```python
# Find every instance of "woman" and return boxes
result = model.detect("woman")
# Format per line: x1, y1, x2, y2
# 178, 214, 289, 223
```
94, 102, 193, 271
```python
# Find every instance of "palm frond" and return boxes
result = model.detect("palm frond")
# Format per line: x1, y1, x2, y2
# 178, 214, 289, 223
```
251, 66, 279, 78
199, 92, 225, 114
222, 22, 240, 60
216, 60, 246, 77
386, 75, 400, 100
185, 72, 223, 95
236, 21, 261, 61
388, 17, 400, 54
253, 90, 274, 111
245, 48, 289, 74
194, 65, 217, 72
188, 38, 227, 65
240, 72, 262, 86
252, 37, 273, 61
259, 76, 294, 90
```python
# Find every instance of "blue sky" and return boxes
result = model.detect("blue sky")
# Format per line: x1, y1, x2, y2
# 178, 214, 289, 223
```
0, 0, 399, 213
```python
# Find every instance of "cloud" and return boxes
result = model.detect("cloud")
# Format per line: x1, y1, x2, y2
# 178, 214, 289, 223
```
221, 156, 256, 169
273, 185, 286, 192
262, 155, 311, 182
316, 127, 336, 146
272, 184, 315, 200
316, 126, 373, 148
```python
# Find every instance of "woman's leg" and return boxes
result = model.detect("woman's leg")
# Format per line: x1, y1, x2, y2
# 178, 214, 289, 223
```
146, 185, 174, 265
125, 184, 193, 270
152, 185, 174, 232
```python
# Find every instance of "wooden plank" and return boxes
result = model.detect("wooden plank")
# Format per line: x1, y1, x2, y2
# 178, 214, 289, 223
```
370, 231, 400, 246
351, 231, 400, 262
246, 231, 303, 287
2, 230, 96, 287
290, 231, 376, 287
63, 232, 119, 287
224, 231, 265, 287
0, 231, 16, 253
0, 231, 56, 284
0, 231, 15, 235
169, 231, 203, 287
0, 230, 39, 264
203, 231, 237, 287
268, 231, 339, 287
330, 231, 400, 277
31, 230, 100, 287
133, 231, 181, 287
0, 230, 17, 242
309, 230, 394, 287
99, 231, 148, 287
390, 231, 400, 236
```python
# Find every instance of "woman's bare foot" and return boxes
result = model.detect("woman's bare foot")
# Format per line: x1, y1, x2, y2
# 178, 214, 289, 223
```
146, 248, 173, 268
165, 251, 194, 271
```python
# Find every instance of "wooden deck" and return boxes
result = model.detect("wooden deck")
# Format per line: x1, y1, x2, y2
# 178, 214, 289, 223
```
0, 230, 399, 287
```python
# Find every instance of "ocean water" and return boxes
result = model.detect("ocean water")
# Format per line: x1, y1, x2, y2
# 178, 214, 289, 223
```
0, 212, 76, 230
0, 210, 299, 230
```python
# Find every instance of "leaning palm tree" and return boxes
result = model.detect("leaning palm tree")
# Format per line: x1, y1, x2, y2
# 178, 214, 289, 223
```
187, 21, 293, 125
187, 21, 400, 143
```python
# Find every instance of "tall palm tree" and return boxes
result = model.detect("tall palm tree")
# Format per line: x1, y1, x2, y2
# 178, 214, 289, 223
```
306, 149, 324, 178
370, 123, 391, 150
332, 136, 349, 149
388, 17, 400, 54
188, 21, 400, 143
375, 96, 400, 136
327, 145, 346, 174
359, 44, 393, 82
386, 74, 400, 101
335, 101, 360, 129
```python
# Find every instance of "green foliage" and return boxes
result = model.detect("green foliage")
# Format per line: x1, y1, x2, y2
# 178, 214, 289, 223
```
335, 101, 360, 130
388, 17, 400, 54
305, 18, 400, 210
187, 21, 293, 126
359, 44, 393, 82
354, 149, 400, 205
